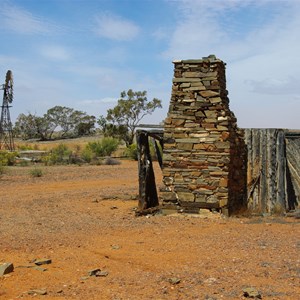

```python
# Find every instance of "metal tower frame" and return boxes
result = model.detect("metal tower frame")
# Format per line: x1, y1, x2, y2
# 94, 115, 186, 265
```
0, 70, 15, 151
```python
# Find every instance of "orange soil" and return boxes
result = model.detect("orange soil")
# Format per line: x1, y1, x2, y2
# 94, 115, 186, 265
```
0, 161, 299, 299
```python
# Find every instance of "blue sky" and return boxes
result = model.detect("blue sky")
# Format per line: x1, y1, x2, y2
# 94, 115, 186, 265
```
0, 0, 299, 129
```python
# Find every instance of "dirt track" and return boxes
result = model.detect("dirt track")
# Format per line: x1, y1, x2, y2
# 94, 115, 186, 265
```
0, 161, 299, 299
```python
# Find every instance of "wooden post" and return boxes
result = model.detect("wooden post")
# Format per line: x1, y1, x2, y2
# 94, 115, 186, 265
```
136, 130, 159, 210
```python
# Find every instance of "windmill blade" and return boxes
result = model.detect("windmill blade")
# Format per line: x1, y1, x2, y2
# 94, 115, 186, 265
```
5, 70, 13, 103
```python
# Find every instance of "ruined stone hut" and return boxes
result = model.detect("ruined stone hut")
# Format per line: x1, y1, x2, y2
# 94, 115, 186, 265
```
137, 55, 299, 216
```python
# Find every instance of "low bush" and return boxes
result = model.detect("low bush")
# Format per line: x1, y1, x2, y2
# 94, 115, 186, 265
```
48, 144, 72, 165
0, 151, 19, 166
0, 163, 5, 176
125, 143, 138, 160
19, 160, 30, 167
30, 167, 43, 177
86, 137, 119, 157
80, 147, 94, 163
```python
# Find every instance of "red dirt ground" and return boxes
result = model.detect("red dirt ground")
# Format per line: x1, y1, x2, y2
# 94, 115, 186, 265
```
0, 161, 299, 299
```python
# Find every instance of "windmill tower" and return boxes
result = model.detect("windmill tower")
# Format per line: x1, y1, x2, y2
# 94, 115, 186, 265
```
0, 70, 15, 151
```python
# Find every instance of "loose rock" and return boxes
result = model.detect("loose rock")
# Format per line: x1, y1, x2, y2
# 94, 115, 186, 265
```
27, 289, 47, 295
0, 262, 14, 276
243, 287, 262, 299
88, 268, 101, 276
87, 268, 109, 277
34, 258, 52, 266
168, 277, 181, 285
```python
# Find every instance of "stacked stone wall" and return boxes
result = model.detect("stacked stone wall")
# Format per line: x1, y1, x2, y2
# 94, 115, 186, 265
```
161, 55, 246, 214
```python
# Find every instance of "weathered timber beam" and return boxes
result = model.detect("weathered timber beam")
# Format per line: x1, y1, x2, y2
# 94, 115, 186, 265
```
136, 130, 159, 211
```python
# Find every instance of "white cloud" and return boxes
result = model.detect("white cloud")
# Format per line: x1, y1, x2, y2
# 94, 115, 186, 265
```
0, 3, 56, 35
162, 0, 300, 128
246, 76, 300, 95
93, 12, 140, 41
81, 97, 117, 105
39, 45, 71, 61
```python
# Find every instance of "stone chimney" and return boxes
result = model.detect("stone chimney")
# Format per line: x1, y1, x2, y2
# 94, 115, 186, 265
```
161, 55, 246, 215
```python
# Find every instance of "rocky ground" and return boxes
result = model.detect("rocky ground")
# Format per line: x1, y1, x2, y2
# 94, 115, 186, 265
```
0, 161, 299, 299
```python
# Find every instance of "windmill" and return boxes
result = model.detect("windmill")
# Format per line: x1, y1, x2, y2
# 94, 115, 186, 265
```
0, 70, 15, 151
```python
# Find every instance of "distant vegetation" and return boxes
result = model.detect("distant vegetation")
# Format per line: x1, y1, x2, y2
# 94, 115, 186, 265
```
13, 89, 162, 147
2, 89, 162, 168
14, 105, 96, 141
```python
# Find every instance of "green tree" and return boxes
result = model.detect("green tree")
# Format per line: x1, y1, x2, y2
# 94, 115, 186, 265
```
14, 113, 39, 140
34, 114, 57, 140
75, 115, 96, 136
15, 106, 96, 141
103, 89, 162, 146
46, 106, 75, 137
46, 106, 95, 138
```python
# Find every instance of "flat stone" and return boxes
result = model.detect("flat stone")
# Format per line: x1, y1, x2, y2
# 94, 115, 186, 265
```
177, 192, 195, 202
195, 111, 205, 117
196, 188, 214, 195
215, 142, 230, 149
175, 138, 198, 144
111, 245, 121, 250
217, 116, 228, 121
243, 287, 262, 299
191, 82, 204, 87
160, 192, 177, 201
172, 119, 185, 126
205, 111, 217, 118
210, 97, 222, 103
190, 133, 209, 138
0, 263, 14, 276
199, 90, 219, 98
88, 268, 101, 276
205, 118, 217, 123
177, 143, 193, 151
195, 195, 207, 202
17, 265, 47, 272
180, 83, 191, 88
173, 78, 201, 83
96, 270, 109, 277
34, 259, 52, 266
27, 289, 47, 296
183, 86, 206, 91
168, 277, 181, 284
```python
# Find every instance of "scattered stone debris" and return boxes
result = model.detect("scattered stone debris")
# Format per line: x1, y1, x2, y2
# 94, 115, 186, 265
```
96, 270, 109, 277
16, 265, 47, 272
110, 206, 118, 209
135, 206, 162, 217
168, 277, 181, 285
204, 277, 217, 284
27, 289, 47, 295
0, 262, 14, 276
34, 258, 52, 266
87, 268, 109, 277
80, 276, 89, 280
88, 268, 101, 276
91, 198, 99, 203
111, 244, 121, 250
243, 287, 262, 299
